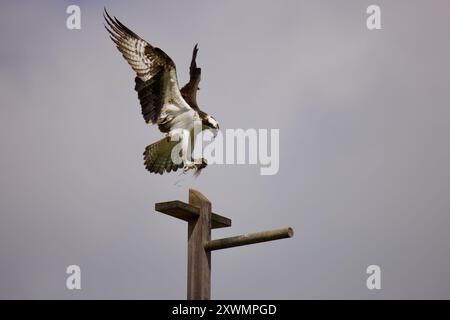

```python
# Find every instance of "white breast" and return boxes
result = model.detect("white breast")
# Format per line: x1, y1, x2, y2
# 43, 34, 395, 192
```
165, 108, 199, 131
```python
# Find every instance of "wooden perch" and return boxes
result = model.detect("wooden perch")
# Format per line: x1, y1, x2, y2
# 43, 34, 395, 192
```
153, 189, 294, 300
155, 200, 231, 229
205, 227, 294, 251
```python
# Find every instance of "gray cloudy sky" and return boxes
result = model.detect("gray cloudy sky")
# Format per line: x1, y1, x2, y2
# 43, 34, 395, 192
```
1, 0, 450, 299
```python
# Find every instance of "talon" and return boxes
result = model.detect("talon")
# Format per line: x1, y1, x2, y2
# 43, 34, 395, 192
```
195, 158, 208, 170
183, 162, 196, 172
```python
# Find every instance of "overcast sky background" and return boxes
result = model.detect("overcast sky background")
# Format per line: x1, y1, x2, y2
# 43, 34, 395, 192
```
1, 0, 450, 299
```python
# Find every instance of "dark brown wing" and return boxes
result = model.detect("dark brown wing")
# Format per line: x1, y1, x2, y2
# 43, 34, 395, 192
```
181, 44, 202, 112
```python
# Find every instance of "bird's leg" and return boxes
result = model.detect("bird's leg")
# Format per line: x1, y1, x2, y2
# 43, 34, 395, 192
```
181, 129, 196, 172
183, 161, 197, 172
167, 129, 189, 170
192, 157, 207, 166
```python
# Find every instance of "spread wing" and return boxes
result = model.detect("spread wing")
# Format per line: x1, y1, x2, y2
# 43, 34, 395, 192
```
104, 9, 191, 126
181, 44, 202, 112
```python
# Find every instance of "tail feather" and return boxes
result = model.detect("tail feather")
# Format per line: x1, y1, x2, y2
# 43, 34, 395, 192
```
143, 137, 208, 175
143, 137, 183, 174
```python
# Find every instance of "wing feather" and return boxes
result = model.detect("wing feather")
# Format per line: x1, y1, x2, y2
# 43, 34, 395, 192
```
181, 44, 202, 112
104, 9, 191, 125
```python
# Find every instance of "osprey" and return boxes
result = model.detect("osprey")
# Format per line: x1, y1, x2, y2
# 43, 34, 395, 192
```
104, 10, 219, 174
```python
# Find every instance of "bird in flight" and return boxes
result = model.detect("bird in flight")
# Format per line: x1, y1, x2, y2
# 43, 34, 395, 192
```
104, 9, 219, 175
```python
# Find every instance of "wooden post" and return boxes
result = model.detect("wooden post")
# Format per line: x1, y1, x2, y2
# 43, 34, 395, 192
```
187, 189, 211, 300
154, 189, 293, 300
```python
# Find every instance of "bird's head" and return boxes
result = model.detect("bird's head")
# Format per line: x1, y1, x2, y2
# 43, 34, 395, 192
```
203, 115, 220, 134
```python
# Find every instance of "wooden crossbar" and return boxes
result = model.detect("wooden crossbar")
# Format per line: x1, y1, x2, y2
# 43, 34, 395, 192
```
205, 227, 294, 251
153, 189, 293, 300
155, 200, 232, 229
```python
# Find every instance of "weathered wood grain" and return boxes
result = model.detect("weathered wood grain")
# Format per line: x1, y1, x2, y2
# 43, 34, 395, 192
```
187, 189, 211, 300
153, 189, 294, 300
205, 227, 294, 251
155, 200, 231, 229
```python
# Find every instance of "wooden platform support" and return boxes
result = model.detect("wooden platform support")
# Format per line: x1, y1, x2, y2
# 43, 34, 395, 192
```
155, 189, 293, 300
